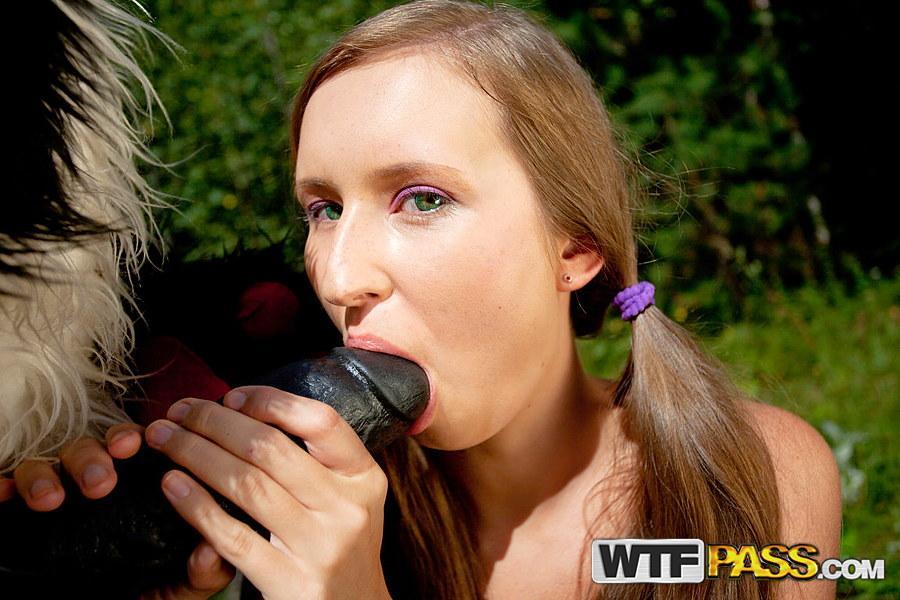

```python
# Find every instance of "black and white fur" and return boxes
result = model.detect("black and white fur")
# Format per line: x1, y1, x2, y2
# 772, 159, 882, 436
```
0, 0, 167, 473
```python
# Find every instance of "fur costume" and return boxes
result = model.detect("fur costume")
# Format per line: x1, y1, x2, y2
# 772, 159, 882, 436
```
0, 4, 341, 598
0, 0, 339, 476
1, 0, 168, 474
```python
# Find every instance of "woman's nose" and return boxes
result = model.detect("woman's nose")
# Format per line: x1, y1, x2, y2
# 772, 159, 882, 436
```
317, 212, 393, 309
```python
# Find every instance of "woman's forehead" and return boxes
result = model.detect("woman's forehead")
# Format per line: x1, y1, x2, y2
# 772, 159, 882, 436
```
296, 51, 505, 179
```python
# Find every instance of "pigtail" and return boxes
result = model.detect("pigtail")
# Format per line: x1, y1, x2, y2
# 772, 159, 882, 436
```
601, 303, 782, 599
375, 438, 483, 600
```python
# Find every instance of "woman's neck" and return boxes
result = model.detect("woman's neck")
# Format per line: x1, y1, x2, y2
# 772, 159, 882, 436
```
435, 337, 615, 533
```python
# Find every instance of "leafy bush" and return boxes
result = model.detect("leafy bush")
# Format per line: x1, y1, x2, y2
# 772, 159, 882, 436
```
139, 0, 895, 320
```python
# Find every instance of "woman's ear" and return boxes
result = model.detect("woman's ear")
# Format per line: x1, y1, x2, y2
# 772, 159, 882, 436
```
555, 235, 604, 291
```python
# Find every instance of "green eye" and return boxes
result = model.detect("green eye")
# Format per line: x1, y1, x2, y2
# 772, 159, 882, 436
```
305, 202, 341, 222
322, 204, 342, 220
398, 185, 452, 216
414, 192, 444, 211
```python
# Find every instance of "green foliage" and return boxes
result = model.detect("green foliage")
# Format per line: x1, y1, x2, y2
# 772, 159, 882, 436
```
140, 0, 396, 260
543, 0, 826, 327
137, 0, 880, 321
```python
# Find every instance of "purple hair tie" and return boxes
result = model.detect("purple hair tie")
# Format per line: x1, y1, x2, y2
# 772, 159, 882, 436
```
612, 281, 655, 321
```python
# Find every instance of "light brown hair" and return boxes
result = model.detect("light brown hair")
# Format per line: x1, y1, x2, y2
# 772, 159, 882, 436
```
290, 2, 781, 598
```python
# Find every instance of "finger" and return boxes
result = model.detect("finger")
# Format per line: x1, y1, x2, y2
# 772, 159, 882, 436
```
159, 469, 290, 597
60, 438, 117, 499
138, 543, 234, 600
166, 398, 337, 507
182, 542, 235, 598
224, 386, 376, 477
105, 423, 145, 459
13, 460, 64, 511
145, 420, 314, 539
0, 477, 16, 502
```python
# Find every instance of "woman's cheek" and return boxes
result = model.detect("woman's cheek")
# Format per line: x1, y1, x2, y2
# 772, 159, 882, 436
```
420, 245, 508, 332
421, 263, 546, 440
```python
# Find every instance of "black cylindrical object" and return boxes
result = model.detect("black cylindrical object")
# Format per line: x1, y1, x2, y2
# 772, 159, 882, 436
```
0, 347, 429, 597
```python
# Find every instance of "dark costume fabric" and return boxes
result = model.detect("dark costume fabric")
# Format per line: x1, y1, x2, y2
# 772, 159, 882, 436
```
127, 244, 341, 425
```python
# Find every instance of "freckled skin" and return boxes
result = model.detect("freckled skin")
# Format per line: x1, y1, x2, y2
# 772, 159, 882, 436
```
297, 51, 582, 452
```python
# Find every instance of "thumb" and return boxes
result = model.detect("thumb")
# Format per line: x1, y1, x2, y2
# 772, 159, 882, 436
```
183, 542, 235, 598
141, 542, 235, 600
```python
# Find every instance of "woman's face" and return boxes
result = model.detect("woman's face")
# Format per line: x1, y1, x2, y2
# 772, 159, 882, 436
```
296, 50, 571, 450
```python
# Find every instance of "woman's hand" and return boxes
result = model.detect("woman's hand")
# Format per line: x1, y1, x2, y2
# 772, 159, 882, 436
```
144, 387, 393, 600
0, 424, 234, 600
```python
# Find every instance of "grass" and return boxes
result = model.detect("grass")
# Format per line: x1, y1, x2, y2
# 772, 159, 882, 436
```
578, 275, 899, 598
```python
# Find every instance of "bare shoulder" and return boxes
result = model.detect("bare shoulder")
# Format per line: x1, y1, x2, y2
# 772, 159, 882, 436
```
742, 401, 837, 473
740, 400, 842, 540
741, 400, 843, 598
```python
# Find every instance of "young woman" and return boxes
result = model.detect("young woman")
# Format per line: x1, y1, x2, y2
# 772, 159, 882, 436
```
5, 1, 841, 598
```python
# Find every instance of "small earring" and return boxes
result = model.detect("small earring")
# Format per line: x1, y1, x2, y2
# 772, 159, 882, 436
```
563, 274, 573, 283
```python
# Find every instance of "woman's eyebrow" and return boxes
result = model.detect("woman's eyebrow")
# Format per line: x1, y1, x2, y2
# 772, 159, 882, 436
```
294, 176, 333, 201
295, 161, 473, 199
372, 161, 469, 188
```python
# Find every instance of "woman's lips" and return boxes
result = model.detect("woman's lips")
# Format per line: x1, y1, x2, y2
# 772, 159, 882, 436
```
344, 334, 437, 435
405, 389, 437, 435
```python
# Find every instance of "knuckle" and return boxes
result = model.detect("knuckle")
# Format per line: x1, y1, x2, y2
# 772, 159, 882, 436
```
260, 390, 293, 420
306, 402, 342, 435
256, 386, 283, 406
353, 466, 389, 502
329, 496, 376, 536
60, 437, 98, 464
344, 504, 371, 534
260, 394, 279, 420
368, 466, 389, 492
193, 500, 218, 528
371, 469, 389, 501
244, 429, 284, 464
12, 464, 29, 482
232, 469, 268, 508
184, 400, 214, 432
224, 523, 256, 559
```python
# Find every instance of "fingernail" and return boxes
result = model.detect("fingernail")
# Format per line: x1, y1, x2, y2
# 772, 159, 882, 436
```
162, 472, 191, 499
109, 430, 136, 446
196, 543, 219, 569
168, 401, 191, 423
224, 391, 246, 410
146, 422, 174, 447
30, 479, 56, 500
82, 463, 109, 489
